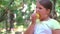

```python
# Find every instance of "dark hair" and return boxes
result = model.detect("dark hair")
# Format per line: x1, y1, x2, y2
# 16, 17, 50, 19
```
39, 0, 52, 10
38, 0, 57, 19
38, 0, 54, 18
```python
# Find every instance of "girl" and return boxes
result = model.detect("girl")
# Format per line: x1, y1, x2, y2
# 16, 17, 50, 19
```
24, 0, 60, 34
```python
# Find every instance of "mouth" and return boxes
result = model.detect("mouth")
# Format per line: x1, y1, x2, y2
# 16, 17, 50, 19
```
36, 13, 40, 19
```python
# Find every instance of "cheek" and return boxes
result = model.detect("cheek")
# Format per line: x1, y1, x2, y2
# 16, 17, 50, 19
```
39, 9, 47, 18
41, 9, 47, 15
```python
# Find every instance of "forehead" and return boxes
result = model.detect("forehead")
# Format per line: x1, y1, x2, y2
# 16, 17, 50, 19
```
36, 0, 41, 7
36, 1, 44, 8
36, 0, 39, 2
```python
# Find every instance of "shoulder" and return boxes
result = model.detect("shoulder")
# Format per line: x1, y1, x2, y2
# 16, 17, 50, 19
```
46, 18, 59, 24
50, 19, 59, 23
49, 19, 60, 26
48, 18, 60, 29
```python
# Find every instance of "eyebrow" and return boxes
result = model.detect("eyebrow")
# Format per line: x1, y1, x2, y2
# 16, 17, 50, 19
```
36, 0, 39, 2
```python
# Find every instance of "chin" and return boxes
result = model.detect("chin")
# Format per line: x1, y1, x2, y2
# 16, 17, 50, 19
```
39, 16, 44, 21
39, 18, 42, 21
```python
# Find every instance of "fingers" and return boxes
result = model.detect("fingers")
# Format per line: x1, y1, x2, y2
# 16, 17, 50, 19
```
31, 13, 37, 24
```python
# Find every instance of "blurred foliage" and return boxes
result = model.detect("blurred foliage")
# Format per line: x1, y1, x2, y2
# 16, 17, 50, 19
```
0, 0, 60, 29
0, 0, 36, 29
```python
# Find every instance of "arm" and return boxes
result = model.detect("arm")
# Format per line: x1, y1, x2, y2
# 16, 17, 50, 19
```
24, 13, 37, 34
24, 24, 35, 34
52, 20, 60, 34
52, 29, 60, 34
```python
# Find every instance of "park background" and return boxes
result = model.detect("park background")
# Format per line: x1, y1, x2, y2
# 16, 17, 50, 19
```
0, 0, 60, 34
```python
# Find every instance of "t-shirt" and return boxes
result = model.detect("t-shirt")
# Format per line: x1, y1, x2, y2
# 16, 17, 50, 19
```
34, 18, 60, 34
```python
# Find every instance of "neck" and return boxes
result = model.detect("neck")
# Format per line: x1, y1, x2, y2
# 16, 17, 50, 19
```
40, 17, 50, 21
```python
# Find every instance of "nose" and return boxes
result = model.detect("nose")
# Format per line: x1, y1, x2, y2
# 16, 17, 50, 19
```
36, 8, 39, 13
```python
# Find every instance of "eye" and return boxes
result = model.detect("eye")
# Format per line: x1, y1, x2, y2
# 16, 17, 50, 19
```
36, 7, 37, 8
39, 7, 42, 9
36, 7, 42, 9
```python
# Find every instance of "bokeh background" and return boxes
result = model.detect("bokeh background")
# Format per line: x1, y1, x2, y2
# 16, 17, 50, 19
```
0, 0, 60, 34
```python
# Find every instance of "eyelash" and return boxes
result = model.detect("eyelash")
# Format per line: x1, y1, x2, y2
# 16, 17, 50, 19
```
36, 7, 42, 9
39, 8, 42, 9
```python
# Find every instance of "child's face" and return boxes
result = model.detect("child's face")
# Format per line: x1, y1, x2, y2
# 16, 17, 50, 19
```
36, 1, 50, 20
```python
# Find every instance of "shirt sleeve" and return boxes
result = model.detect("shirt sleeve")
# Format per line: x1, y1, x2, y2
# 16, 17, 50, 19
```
46, 19, 60, 29
52, 20, 60, 29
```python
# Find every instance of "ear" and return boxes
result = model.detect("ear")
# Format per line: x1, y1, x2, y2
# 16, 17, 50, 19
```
47, 9, 50, 14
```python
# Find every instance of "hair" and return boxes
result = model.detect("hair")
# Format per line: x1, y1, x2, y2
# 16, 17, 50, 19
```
38, 0, 56, 18
39, 0, 52, 10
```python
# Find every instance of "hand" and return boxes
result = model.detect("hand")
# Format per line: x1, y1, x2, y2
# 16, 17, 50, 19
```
31, 13, 37, 24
